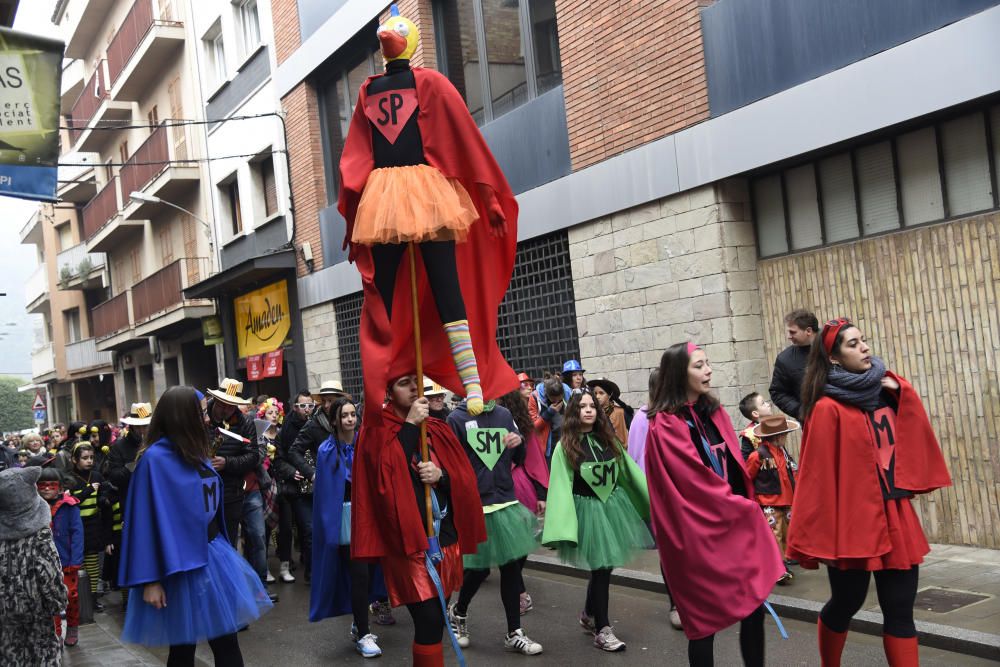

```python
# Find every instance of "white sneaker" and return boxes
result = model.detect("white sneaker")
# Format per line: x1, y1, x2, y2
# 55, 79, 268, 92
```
265, 569, 276, 584
279, 561, 295, 583
355, 633, 382, 658
594, 626, 626, 652
505, 628, 543, 655
669, 607, 683, 630
448, 603, 470, 648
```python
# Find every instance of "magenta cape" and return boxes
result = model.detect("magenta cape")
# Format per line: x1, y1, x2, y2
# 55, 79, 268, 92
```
512, 432, 549, 510
645, 408, 784, 640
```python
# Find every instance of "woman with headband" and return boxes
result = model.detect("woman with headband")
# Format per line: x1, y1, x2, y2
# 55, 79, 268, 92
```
645, 342, 784, 666
787, 319, 950, 667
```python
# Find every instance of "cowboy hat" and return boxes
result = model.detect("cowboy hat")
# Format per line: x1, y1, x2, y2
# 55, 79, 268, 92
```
753, 414, 801, 438
422, 377, 448, 397
207, 378, 252, 407
313, 380, 349, 400
121, 402, 152, 426
586, 377, 621, 400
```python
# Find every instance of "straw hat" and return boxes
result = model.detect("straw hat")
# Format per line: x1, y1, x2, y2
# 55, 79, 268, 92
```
121, 402, 152, 426
207, 378, 252, 407
423, 377, 447, 397
752, 414, 801, 438
313, 380, 349, 400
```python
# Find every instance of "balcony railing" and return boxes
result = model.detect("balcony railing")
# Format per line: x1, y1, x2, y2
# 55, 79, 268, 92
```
93, 291, 132, 338
65, 337, 114, 372
57, 243, 106, 287
67, 63, 107, 143
25, 263, 48, 306
82, 178, 120, 242
107, 0, 155, 87
120, 123, 169, 198
132, 257, 207, 323
32, 343, 55, 379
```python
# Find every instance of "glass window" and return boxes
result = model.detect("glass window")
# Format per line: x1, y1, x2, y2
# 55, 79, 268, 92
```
238, 0, 261, 56
855, 141, 899, 235
896, 127, 943, 226
482, 0, 527, 118
940, 113, 993, 216
437, 0, 484, 122
817, 153, 858, 243
226, 180, 243, 235
784, 164, 822, 249
203, 22, 227, 87
528, 0, 561, 95
752, 175, 787, 257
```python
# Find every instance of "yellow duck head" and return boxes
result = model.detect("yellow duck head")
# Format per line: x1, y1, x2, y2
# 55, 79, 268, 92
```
377, 4, 419, 63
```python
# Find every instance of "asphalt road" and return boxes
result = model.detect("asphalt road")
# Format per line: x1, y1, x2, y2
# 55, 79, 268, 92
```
118, 567, 994, 666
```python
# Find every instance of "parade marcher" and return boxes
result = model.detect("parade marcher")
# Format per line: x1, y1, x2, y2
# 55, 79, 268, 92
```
446, 396, 544, 655
66, 441, 111, 608
542, 388, 653, 652
768, 309, 819, 420
425, 379, 451, 421
738, 392, 773, 460
645, 342, 785, 666
586, 377, 629, 446
0, 466, 67, 667
517, 372, 536, 402
119, 386, 272, 665
352, 373, 487, 666
273, 388, 314, 582
339, 5, 519, 421
561, 360, 586, 390
37, 467, 84, 647
256, 398, 284, 584
495, 388, 548, 616
205, 381, 260, 547
528, 374, 570, 463
309, 396, 391, 658
787, 319, 951, 667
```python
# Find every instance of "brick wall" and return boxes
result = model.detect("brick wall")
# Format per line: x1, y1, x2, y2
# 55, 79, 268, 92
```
281, 84, 327, 276
272, 0, 302, 65
301, 302, 342, 387
568, 179, 767, 425
388, 0, 437, 69
557, 0, 710, 170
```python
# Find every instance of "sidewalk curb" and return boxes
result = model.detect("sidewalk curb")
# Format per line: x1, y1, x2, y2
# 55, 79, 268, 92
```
524, 554, 1000, 661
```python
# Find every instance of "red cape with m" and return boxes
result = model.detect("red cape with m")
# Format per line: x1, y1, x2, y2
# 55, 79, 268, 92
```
338, 67, 520, 423
645, 407, 784, 640
786, 372, 951, 564
351, 405, 486, 562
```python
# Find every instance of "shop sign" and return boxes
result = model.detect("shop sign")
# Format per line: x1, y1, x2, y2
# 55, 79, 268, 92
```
246, 354, 263, 381
234, 279, 291, 358
262, 349, 283, 378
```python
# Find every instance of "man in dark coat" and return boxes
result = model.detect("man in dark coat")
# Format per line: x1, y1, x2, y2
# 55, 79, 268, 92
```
205, 380, 259, 548
768, 309, 819, 420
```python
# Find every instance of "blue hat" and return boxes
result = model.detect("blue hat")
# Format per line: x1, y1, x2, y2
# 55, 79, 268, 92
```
562, 360, 585, 373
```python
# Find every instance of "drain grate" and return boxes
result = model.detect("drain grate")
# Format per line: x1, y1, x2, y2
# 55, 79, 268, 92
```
913, 587, 989, 613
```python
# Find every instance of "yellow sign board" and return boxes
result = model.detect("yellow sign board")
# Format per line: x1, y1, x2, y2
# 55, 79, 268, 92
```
234, 279, 291, 358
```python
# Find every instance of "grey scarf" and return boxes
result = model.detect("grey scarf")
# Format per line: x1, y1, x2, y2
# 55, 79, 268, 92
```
824, 356, 886, 412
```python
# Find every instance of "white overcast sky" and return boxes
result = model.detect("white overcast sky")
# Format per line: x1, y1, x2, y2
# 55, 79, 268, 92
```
0, 0, 59, 379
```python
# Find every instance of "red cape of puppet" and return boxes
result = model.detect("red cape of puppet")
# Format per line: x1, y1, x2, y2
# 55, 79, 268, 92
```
338, 67, 519, 422
646, 407, 784, 640
786, 372, 951, 564
351, 404, 487, 562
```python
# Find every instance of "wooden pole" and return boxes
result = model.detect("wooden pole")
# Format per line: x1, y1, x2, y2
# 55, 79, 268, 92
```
408, 242, 435, 538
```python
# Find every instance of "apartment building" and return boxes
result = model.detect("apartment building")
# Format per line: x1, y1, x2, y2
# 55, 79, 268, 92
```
270, 1, 1000, 547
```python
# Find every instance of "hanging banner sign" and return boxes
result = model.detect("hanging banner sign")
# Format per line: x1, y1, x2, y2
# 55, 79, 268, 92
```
262, 349, 283, 378
246, 354, 263, 381
234, 279, 291, 358
0, 28, 64, 202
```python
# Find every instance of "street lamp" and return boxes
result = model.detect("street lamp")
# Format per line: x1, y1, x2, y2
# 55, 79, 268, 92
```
129, 192, 216, 271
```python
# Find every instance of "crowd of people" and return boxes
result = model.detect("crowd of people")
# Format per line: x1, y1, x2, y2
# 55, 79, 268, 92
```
0, 308, 950, 667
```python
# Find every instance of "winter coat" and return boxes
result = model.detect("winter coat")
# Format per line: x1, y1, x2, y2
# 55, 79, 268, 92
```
446, 402, 522, 506
768, 345, 810, 419
206, 400, 260, 503
50, 493, 84, 569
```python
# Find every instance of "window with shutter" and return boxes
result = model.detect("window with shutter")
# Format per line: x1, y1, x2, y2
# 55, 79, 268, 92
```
752, 175, 786, 257
147, 105, 159, 133
855, 142, 899, 235
784, 164, 822, 250
159, 227, 174, 265
896, 127, 943, 226
168, 77, 187, 161
130, 247, 142, 284
940, 113, 993, 216
119, 141, 129, 164
182, 214, 197, 257
262, 158, 277, 216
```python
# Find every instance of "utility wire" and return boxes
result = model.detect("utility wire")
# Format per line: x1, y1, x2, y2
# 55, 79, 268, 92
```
58, 149, 287, 168
59, 111, 284, 132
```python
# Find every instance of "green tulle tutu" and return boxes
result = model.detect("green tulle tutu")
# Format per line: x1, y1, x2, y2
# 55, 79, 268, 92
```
556, 486, 654, 570
463, 502, 540, 569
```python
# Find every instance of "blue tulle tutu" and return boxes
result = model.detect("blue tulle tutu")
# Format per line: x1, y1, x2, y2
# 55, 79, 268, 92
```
122, 535, 272, 646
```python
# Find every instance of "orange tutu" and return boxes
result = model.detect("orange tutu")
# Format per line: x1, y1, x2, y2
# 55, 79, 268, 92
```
380, 542, 464, 608
352, 164, 478, 245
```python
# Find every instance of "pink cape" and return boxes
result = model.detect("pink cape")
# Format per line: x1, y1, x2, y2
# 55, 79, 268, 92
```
512, 432, 549, 510
646, 408, 784, 640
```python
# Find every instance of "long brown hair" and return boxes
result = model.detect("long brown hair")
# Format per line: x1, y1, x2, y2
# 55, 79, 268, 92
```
800, 320, 853, 421
141, 386, 210, 466
647, 343, 720, 419
560, 389, 622, 470
496, 389, 532, 438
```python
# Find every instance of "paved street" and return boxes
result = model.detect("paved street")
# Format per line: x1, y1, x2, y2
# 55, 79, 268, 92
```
67, 567, 995, 666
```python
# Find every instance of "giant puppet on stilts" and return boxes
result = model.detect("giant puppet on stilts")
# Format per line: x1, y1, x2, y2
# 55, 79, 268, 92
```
340, 6, 518, 666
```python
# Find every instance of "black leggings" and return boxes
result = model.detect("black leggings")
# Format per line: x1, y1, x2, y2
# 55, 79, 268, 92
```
406, 598, 445, 645
371, 241, 465, 323
455, 561, 523, 633
820, 566, 919, 637
339, 546, 375, 636
517, 556, 528, 594
584, 568, 612, 630
687, 605, 764, 667
167, 633, 242, 667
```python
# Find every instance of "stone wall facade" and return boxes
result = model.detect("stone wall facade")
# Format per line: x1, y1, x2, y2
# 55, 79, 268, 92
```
568, 179, 768, 424
301, 302, 342, 389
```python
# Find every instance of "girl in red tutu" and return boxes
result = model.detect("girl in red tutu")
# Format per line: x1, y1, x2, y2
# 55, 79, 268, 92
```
787, 319, 951, 666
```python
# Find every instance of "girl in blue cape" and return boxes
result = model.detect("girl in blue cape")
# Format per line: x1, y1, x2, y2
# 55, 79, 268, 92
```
119, 386, 272, 665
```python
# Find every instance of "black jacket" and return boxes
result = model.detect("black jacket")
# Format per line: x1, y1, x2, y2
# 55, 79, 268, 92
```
768, 345, 810, 419
105, 430, 143, 503
446, 402, 521, 507
206, 400, 259, 503
287, 410, 336, 480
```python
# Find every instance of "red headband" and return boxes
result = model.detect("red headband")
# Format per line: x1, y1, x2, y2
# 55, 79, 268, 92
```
686, 341, 700, 355
821, 318, 851, 355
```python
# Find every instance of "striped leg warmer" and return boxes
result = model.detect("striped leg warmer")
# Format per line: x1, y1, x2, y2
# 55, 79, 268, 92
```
443, 320, 484, 416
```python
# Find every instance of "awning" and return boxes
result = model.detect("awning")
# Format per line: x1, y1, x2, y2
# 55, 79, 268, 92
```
184, 249, 297, 299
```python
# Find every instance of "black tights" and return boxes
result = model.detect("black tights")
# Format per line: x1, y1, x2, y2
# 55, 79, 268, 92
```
406, 598, 445, 646
167, 633, 242, 667
371, 241, 465, 323
340, 546, 375, 636
455, 561, 524, 633
584, 568, 612, 630
687, 605, 764, 667
820, 566, 919, 637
